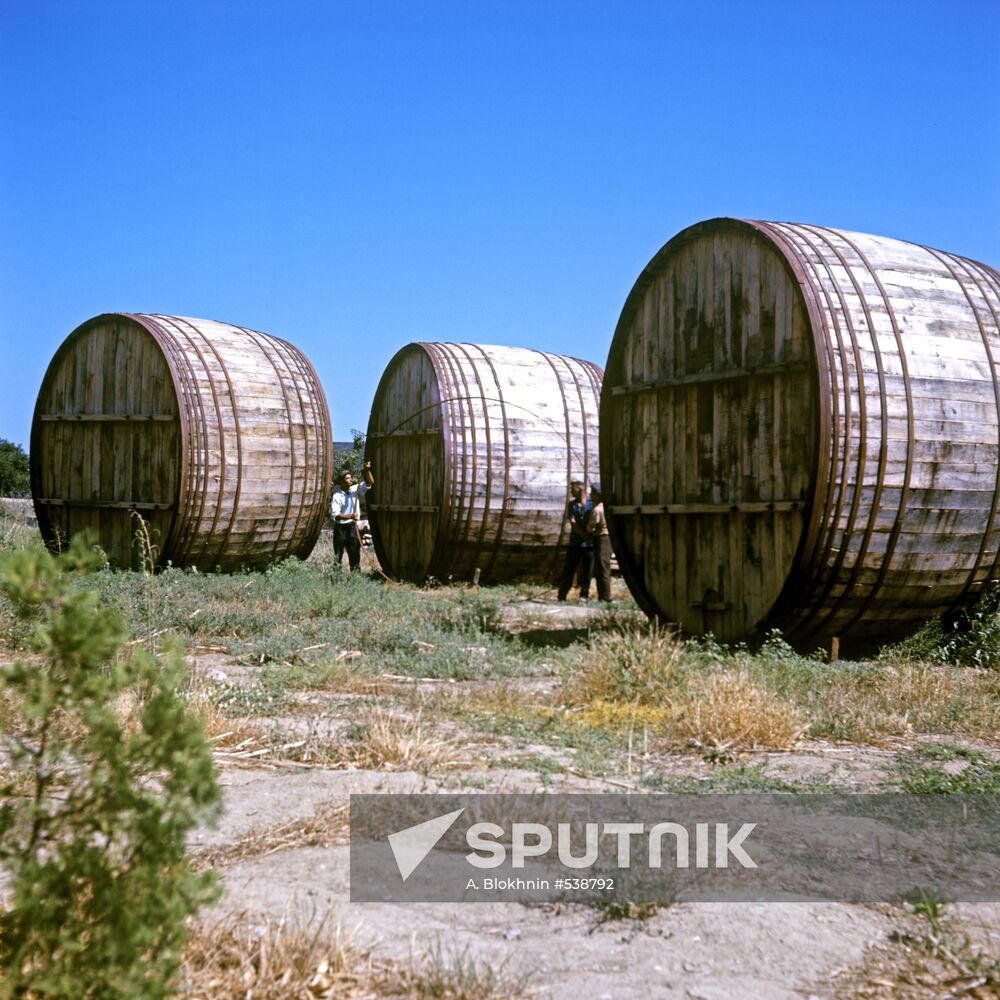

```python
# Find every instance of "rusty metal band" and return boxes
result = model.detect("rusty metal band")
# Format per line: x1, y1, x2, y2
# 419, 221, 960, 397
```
264, 333, 311, 554
814, 226, 916, 639
28, 316, 105, 551
415, 344, 447, 578
144, 314, 212, 565
751, 224, 866, 636
125, 314, 191, 557
132, 314, 210, 564
424, 343, 467, 580
279, 333, 333, 557
736, 222, 844, 636
242, 326, 300, 560
453, 343, 499, 579
443, 344, 476, 574
297, 340, 334, 554
539, 350, 575, 571
139, 315, 213, 565
599, 235, 677, 623
434, 342, 466, 580
759, 223, 852, 623
165, 316, 239, 568
784, 226, 893, 639
467, 344, 514, 581
365, 346, 413, 577
363, 359, 387, 573
582, 359, 603, 495
962, 256, 1000, 589
259, 329, 318, 555
925, 247, 1000, 600
435, 343, 477, 578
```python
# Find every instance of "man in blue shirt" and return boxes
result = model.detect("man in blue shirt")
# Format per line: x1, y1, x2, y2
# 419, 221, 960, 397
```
556, 479, 593, 601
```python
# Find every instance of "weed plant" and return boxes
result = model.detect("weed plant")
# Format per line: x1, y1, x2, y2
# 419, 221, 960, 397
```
0, 537, 219, 998
894, 744, 1000, 793
880, 582, 1000, 670
555, 622, 1000, 748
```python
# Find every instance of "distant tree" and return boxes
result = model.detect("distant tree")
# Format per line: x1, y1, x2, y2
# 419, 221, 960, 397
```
332, 428, 369, 517
0, 439, 30, 497
333, 428, 367, 481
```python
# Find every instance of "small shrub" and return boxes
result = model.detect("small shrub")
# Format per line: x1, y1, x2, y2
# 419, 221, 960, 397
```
937, 583, 1000, 669
881, 583, 1000, 670
0, 537, 220, 998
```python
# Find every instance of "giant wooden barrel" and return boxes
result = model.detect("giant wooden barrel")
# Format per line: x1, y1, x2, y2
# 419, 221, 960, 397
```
31, 313, 333, 571
601, 219, 1000, 646
366, 342, 602, 583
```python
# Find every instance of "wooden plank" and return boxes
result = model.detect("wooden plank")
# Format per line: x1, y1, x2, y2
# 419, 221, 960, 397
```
37, 498, 174, 510
367, 427, 440, 438
367, 504, 440, 513
36, 413, 176, 422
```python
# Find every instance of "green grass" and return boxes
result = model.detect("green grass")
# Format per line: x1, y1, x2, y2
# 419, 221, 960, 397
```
895, 743, 1000, 793
3, 517, 1000, 762
637, 762, 832, 794
0, 551, 558, 683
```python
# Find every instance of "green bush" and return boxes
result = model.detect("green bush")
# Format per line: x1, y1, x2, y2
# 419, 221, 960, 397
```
0, 441, 29, 499
880, 584, 1000, 670
333, 428, 367, 481
0, 537, 220, 998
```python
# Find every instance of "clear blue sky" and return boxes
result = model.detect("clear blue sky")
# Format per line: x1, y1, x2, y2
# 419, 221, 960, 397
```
2, 0, 998, 449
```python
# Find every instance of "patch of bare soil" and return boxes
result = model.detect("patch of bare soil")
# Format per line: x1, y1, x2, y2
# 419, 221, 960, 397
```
185, 626, 1000, 998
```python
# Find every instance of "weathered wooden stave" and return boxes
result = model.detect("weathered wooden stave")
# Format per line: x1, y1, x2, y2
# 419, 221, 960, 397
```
366, 342, 602, 583
31, 313, 333, 571
601, 218, 1000, 646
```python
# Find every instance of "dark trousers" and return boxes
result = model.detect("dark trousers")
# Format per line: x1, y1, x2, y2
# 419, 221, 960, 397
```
334, 522, 361, 571
558, 545, 594, 600
594, 535, 612, 602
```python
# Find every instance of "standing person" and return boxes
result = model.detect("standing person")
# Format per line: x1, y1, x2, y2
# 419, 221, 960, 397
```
557, 480, 593, 601
586, 481, 612, 602
330, 460, 374, 572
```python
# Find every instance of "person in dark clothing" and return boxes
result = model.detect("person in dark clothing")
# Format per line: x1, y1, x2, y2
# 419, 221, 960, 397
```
586, 481, 612, 602
557, 480, 593, 601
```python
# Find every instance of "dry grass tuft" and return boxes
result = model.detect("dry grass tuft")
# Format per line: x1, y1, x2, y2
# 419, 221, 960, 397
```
345, 706, 466, 772
195, 800, 349, 870
179, 911, 375, 998
565, 625, 687, 707
399, 940, 535, 999
674, 670, 807, 751
179, 912, 535, 999
807, 663, 1000, 745
183, 683, 263, 751
430, 680, 560, 721
828, 905, 1000, 998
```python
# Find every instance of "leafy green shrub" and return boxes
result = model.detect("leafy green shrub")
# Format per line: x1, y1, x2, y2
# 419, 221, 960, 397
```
879, 584, 1000, 670
0, 441, 29, 499
0, 537, 220, 998
936, 583, 1000, 669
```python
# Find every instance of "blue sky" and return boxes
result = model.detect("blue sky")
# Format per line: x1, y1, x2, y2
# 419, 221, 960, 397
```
2, 0, 998, 448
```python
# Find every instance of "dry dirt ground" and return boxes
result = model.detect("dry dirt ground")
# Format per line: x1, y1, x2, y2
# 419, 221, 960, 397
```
183, 599, 1000, 1000
1, 499, 996, 998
